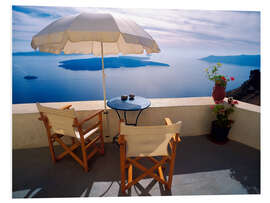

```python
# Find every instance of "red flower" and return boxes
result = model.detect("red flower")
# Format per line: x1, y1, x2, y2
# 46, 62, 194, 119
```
215, 100, 224, 104
232, 100, 238, 104
221, 76, 226, 81
210, 105, 215, 109
230, 77, 235, 81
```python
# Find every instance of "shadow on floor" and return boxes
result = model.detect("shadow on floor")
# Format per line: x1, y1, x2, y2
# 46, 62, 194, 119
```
12, 135, 260, 197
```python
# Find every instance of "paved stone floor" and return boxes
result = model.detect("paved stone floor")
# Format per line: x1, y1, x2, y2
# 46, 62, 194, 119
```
12, 135, 260, 198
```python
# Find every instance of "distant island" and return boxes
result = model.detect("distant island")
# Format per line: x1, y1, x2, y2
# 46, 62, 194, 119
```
199, 54, 260, 67
24, 75, 38, 80
58, 56, 169, 71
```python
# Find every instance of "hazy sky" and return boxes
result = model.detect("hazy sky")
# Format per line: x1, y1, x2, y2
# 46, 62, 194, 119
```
12, 5, 260, 56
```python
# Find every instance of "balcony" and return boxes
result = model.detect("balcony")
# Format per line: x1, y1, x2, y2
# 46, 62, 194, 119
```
12, 97, 260, 197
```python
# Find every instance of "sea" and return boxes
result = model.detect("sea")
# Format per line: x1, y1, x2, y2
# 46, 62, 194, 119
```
12, 49, 260, 104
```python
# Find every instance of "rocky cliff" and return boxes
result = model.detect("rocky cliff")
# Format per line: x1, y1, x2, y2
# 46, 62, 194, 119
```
226, 69, 260, 106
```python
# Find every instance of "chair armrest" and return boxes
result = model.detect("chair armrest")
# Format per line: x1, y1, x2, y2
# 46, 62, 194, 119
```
164, 117, 173, 125
77, 110, 104, 126
60, 104, 72, 110
38, 112, 46, 122
164, 118, 181, 143
118, 134, 126, 145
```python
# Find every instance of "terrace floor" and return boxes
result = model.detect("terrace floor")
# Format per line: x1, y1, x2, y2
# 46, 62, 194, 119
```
12, 135, 260, 198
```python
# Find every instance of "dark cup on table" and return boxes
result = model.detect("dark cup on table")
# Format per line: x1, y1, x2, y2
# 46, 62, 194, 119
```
121, 95, 128, 101
129, 94, 135, 100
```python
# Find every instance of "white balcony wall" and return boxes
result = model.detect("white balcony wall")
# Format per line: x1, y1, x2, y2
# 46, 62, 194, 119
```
12, 97, 260, 150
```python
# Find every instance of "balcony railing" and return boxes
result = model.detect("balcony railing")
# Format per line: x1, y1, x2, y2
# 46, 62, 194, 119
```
12, 97, 260, 150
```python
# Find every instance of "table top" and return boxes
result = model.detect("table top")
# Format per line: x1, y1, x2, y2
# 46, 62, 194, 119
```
107, 96, 151, 111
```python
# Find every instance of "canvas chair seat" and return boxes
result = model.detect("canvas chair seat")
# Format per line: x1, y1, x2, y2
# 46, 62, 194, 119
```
37, 103, 105, 172
54, 127, 100, 141
74, 127, 99, 140
119, 118, 182, 194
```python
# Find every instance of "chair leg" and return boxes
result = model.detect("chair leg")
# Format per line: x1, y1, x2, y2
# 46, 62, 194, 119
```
71, 137, 76, 145
47, 137, 56, 163
167, 148, 177, 190
128, 164, 133, 185
55, 137, 85, 169
80, 141, 88, 172
120, 168, 126, 193
120, 142, 126, 193
158, 166, 165, 182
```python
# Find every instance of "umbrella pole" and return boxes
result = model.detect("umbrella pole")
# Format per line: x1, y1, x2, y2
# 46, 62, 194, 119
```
101, 41, 108, 113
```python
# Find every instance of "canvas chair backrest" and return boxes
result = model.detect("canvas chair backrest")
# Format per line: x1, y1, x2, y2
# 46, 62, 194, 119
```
120, 121, 182, 157
36, 103, 78, 138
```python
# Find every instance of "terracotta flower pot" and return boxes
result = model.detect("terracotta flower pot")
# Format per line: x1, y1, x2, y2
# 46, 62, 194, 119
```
212, 83, 226, 103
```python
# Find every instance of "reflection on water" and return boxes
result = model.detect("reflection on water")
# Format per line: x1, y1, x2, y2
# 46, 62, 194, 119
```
12, 49, 259, 104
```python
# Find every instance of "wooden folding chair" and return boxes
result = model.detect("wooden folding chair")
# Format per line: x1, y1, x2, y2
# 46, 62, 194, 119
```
118, 118, 182, 194
36, 103, 104, 172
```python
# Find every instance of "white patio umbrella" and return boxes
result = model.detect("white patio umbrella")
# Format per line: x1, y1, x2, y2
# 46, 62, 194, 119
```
31, 12, 160, 110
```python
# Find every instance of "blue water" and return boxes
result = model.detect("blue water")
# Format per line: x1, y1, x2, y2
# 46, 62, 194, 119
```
12, 49, 259, 104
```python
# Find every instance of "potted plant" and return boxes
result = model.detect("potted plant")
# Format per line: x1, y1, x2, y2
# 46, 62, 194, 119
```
210, 97, 238, 142
205, 63, 235, 103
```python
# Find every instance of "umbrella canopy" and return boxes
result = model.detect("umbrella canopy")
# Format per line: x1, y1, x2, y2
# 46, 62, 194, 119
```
31, 12, 160, 109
